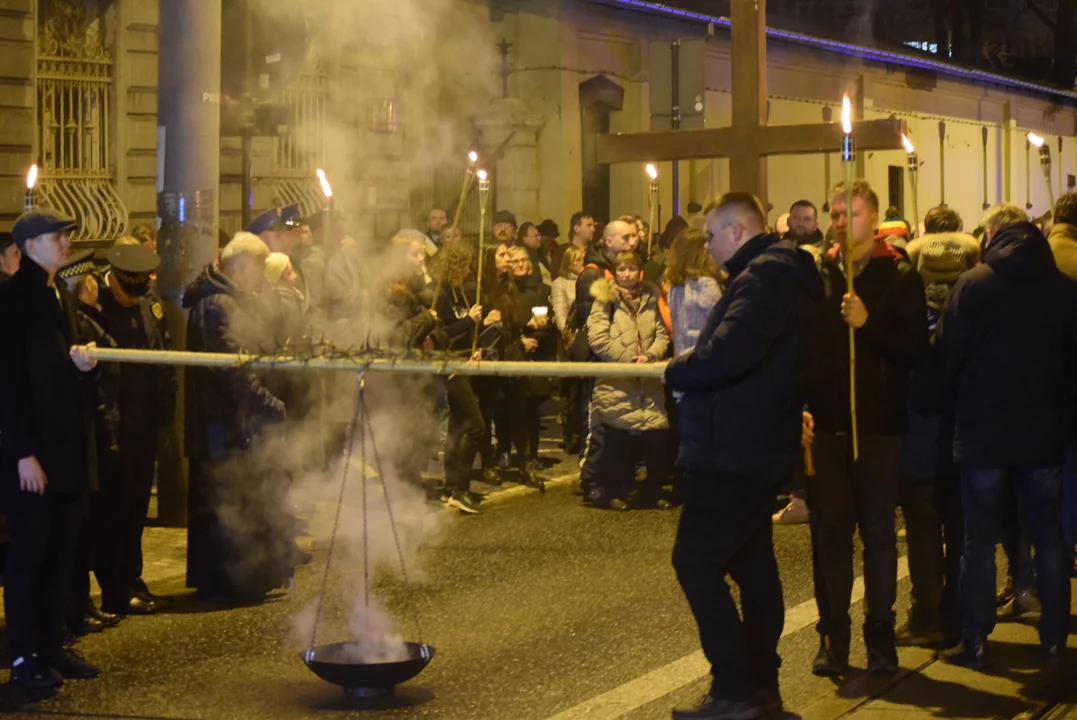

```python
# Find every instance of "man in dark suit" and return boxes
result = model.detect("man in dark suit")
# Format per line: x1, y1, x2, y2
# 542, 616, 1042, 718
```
0, 209, 102, 692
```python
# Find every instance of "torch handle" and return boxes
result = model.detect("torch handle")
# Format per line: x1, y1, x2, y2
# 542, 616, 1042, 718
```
842, 160, 859, 462
451, 169, 476, 233
648, 184, 658, 258
471, 206, 487, 355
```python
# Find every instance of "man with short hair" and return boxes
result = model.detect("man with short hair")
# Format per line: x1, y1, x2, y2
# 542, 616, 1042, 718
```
1048, 192, 1077, 279
493, 210, 518, 244
551, 212, 595, 279
938, 204, 1077, 669
183, 232, 287, 604
1, 231, 21, 283
805, 180, 929, 677
0, 208, 102, 690
788, 200, 823, 248
905, 206, 979, 270
667, 193, 822, 719
425, 207, 448, 255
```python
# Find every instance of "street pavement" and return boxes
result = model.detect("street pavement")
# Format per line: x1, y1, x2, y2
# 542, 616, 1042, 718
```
0, 421, 1073, 719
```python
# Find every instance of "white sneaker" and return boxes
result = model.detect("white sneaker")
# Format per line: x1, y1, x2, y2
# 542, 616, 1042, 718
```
772, 496, 809, 525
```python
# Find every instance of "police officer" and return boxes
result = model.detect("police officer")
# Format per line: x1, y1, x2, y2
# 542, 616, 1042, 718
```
96, 239, 176, 616
247, 204, 325, 337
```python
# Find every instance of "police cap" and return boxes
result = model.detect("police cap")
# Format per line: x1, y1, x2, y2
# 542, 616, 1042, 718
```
245, 204, 302, 236
107, 243, 160, 297
56, 249, 96, 283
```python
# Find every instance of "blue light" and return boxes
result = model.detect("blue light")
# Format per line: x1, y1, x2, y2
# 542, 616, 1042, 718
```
179, 196, 185, 223
589, 0, 1077, 101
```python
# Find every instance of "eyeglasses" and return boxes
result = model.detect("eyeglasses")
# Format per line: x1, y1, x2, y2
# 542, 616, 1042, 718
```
509, 259, 529, 266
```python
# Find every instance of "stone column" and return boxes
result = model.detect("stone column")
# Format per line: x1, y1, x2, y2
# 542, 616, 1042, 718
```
474, 97, 545, 226
155, 0, 222, 527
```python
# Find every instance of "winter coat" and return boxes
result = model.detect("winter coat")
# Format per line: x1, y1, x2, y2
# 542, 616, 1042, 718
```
667, 276, 722, 356
940, 221, 1077, 468
568, 246, 615, 361
587, 278, 669, 432
515, 276, 557, 396
665, 234, 823, 478
182, 264, 285, 459
804, 239, 929, 436
1048, 222, 1077, 280
289, 242, 326, 334
326, 237, 361, 321
551, 272, 577, 333
384, 277, 436, 350
433, 282, 478, 353
0, 256, 96, 495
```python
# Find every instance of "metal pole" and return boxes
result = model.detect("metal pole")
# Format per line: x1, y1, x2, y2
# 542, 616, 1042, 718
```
671, 40, 681, 216
156, 0, 222, 527
240, 2, 253, 229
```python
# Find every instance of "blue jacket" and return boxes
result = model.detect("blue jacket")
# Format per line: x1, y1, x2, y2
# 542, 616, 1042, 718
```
665, 234, 823, 479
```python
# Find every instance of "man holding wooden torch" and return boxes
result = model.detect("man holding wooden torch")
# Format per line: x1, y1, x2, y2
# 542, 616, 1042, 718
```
804, 180, 928, 677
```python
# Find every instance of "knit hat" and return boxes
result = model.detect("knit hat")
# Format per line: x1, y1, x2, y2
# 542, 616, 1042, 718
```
493, 210, 517, 228
265, 252, 291, 285
877, 217, 910, 245
918, 237, 972, 286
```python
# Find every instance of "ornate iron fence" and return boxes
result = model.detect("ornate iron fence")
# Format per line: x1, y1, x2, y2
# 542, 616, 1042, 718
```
35, 3, 129, 242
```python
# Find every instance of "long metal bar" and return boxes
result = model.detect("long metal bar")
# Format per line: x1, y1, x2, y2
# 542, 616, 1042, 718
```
83, 347, 669, 379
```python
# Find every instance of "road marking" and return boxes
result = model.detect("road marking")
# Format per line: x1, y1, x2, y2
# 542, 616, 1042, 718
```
544, 556, 911, 720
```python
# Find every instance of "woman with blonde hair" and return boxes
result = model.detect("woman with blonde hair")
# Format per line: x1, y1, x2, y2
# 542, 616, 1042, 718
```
665, 228, 722, 356
552, 245, 587, 452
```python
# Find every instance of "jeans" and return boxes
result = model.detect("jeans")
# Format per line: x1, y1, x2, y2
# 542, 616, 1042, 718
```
806, 433, 902, 640
960, 466, 1069, 647
673, 470, 784, 701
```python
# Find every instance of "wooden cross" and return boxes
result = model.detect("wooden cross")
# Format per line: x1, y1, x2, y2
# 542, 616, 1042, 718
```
597, 0, 908, 206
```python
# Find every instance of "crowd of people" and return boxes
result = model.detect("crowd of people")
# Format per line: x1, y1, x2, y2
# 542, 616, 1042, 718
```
4, 178, 1077, 718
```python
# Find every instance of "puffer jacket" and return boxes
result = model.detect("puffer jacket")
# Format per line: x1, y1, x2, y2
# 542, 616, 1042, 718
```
587, 278, 669, 431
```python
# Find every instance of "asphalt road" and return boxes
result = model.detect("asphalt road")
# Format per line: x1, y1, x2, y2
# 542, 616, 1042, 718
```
0, 434, 913, 719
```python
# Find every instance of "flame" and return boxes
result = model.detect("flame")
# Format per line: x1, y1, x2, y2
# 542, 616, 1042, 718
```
477, 169, 488, 181
902, 134, 915, 154
26, 164, 37, 190
1028, 132, 1045, 148
645, 163, 658, 180
841, 95, 852, 134
468, 151, 478, 163
315, 168, 332, 198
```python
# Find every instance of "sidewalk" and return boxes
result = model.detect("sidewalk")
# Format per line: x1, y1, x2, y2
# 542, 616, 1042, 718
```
803, 580, 1077, 720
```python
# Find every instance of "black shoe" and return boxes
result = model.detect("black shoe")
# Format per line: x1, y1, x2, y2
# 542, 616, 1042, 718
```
522, 462, 546, 492
49, 647, 100, 679
86, 604, 120, 628
608, 497, 630, 512
1043, 643, 1064, 666
811, 635, 848, 677
467, 491, 484, 505
446, 490, 483, 515
755, 682, 782, 714
482, 466, 503, 485
672, 695, 760, 720
938, 638, 989, 669
70, 614, 106, 636
655, 498, 675, 510
496, 452, 512, 470
122, 596, 158, 615
9, 654, 63, 690
895, 621, 944, 647
865, 621, 899, 674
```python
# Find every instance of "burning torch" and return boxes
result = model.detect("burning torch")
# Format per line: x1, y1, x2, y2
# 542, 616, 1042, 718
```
316, 168, 333, 247
25, 164, 37, 212
471, 169, 491, 354
1028, 132, 1054, 211
452, 151, 480, 233
840, 94, 859, 461
903, 134, 919, 239
646, 164, 659, 257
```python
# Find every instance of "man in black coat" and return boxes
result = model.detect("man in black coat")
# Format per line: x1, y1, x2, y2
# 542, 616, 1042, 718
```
804, 181, 929, 677
183, 232, 287, 603
0, 209, 102, 690
665, 193, 823, 720
0, 230, 20, 283
96, 241, 175, 616
938, 205, 1077, 668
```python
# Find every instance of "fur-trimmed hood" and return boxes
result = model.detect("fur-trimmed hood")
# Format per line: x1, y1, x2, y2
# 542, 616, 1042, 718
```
590, 277, 657, 306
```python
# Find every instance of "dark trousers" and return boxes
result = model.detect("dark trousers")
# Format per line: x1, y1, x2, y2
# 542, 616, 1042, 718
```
901, 473, 945, 629
599, 425, 671, 502
580, 381, 605, 489
473, 377, 504, 465
4, 490, 85, 659
673, 469, 784, 700
98, 425, 158, 609
562, 378, 585, 448
806, 433, 902, 639
444, 375, 484, 493
1000, 482, 1035, 593
69, 489, 109, 625
960, 466, 1069, 647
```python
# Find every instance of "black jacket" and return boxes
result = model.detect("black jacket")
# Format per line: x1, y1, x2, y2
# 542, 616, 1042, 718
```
941, 222, 1077, 468
182, 265, 284, 459
433, 282, 478, 353
568, 246, 615, 361
665, 234, 823, 478
0, 256, 96, 495
804, 240, 928, 435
